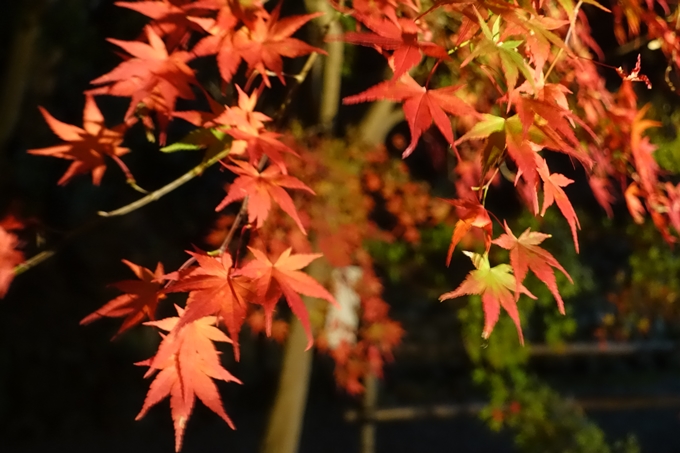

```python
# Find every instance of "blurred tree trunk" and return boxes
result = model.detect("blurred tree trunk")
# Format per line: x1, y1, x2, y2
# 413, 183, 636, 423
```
259, 1, 344, 452
259, 2, 403, 451
259, 260, 329, 453
304, 0, 344, 134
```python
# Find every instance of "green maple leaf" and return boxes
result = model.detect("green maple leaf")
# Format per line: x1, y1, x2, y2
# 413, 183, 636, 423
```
440, 251, 535, 344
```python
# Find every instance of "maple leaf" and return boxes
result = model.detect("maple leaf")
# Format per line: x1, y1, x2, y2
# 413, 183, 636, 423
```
616, 54, 652, 89
237, 247, 337, 349
216, 159, 315, 233
335, 14, 450, 80
163, 252, 252, 360
116, 1, 206, 50
510, 85, 594, 167
537, 158, 580, 253
588, 175, 615, 218
210, 85, 298, 171
138, 306, 241, 452
439, 251, 535, 344
28, 96, 131, 185
503, 14, 569, 70
190, 6, 241, 83
442, 198, 492, 265
454, 114, 506, 144
232, 3, 325, 86
624, 182, 646, 224
492, 222, 572, 314
344, 74, 478, 157
0, 226, 23, 299
80, 260, 165, 338
630, 104, 661, 194
88, 26, 198, 144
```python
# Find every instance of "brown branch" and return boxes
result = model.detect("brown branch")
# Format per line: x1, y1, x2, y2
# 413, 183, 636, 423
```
13, 215, 106, 275
98, 146, 232, 217
14, 250, 55, 276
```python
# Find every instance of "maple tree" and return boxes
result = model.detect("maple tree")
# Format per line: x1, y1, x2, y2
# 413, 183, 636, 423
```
5, 0, 680, 451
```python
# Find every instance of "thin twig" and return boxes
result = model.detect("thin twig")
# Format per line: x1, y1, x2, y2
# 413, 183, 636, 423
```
545, 0, 582, 81
99, 146, 232, 217
13, 216, 106, 275
14, 250, 55, 276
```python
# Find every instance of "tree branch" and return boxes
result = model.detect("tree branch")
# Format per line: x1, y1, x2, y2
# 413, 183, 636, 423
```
98, 146, 232, 217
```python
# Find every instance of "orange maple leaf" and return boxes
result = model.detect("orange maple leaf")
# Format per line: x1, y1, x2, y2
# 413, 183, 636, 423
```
137, 306, 241, 452
237, 247, 337, 349
190, 6, 241, 83
88, 26, 198, 144
164, 251, 252, 360
216, 159, 315, 233
537, 158, 580, 253
442, 198, 492, 265
204, 85, 298, 171
80, 260, 165, 337
440, 252, 535, 344
493, 222, 572, 314
28, 96, 131, 185
232, 3, 325, 86
344, 74, 478, 157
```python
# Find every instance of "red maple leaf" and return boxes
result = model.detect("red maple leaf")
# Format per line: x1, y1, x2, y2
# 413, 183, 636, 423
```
504, 124, 541, 212
237, 247, 337, 349
216, 159, 315, 233
537, 158, 580, 253
439, 252, 535, 344
137, 306, 241, 452
231, 3, 325, 86
80, 260, 166, 337
492, 222, 572, 314
442, 198, 492, 265
630, 104, 661, 194
511, 85, 592, 163
335, 14, 449, 80
89, 26, 198, 144
344, 74, 478, 157
163, 251, 252, 360
28, 96, 132, 185
0, 226, 23, 299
